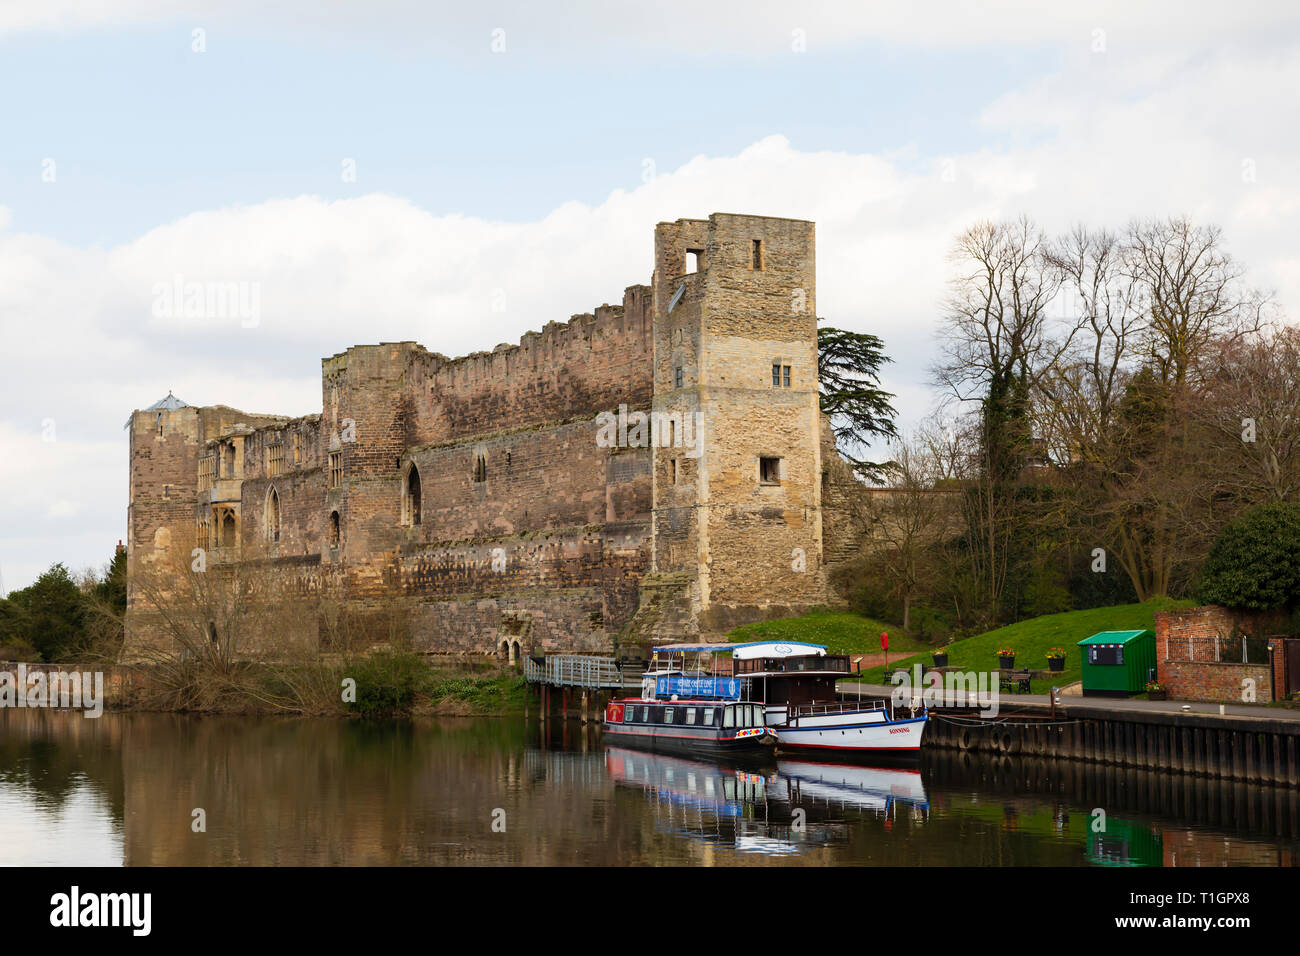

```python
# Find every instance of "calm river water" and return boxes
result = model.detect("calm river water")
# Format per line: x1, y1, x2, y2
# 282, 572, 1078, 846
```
1, 710, 1296, 866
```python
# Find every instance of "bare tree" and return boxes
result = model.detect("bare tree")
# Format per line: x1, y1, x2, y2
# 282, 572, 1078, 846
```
868, 431, 960, 629
125, 547, 335, 712
1190, 326, 1300, 504
1125, 216, 1265, 388
933, 217, 1068, 617
1036, 225, 1143, 465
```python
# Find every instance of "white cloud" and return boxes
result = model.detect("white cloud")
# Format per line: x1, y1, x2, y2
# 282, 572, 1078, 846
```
5, 1, 1299, 59
2, 9, 1298, 589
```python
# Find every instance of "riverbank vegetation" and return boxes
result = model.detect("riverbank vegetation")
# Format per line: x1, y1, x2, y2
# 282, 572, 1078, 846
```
827, 216, 1299, 646
2, 549, 526, 718
118, 650, 528, 718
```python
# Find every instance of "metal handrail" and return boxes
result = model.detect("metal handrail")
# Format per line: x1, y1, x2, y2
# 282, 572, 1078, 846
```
522, 654, 640, 689
788, 700, 889, 717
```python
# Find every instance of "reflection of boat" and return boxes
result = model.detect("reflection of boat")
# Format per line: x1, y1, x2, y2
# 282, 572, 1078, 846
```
604, 746, 843, 855
604, 746, 770, 815
771, 759, 929, 813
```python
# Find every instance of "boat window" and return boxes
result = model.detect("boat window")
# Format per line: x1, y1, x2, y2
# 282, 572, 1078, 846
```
724, 706, 735, 728
686, 707, 696, 725
703, 708, 714, 726
664, 707, 674, 723
641, 706, 650, 723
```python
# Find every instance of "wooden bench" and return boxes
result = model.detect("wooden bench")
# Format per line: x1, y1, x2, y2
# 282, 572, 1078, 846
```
999, 669, 1032, 694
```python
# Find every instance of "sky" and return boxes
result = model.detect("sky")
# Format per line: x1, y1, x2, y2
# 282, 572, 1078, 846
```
2, 1, 1299, 592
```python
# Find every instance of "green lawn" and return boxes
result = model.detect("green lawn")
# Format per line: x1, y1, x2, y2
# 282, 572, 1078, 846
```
727, 609, 931, 656
853, 598, 1195, 694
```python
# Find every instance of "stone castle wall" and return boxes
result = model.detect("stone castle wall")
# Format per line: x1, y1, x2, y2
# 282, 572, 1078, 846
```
125, 213, 862, 660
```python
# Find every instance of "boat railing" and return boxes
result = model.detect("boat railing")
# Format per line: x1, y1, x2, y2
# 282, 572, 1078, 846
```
787, 700, 891, 718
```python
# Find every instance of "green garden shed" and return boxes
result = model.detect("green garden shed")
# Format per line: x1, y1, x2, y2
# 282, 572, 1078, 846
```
1077, 630, 1156, 698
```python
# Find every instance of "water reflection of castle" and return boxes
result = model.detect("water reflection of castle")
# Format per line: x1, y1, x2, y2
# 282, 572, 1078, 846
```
604, 747, 929, 856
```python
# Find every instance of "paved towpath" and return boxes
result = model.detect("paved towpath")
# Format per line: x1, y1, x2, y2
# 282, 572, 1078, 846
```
837, 682, 1300, 723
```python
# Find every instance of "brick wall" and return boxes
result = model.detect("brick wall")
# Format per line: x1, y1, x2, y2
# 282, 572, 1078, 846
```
1155, 605, 1287, 702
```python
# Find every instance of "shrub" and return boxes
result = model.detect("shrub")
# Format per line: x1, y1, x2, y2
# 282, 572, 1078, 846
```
909, 603, 953, 644
1198, 502, 1300, 610
2, 563, 85, 661
850, 578, 899, 623
344, 650, 428, 716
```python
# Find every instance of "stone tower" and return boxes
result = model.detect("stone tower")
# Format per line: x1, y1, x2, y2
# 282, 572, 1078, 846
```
649, 213, 826, 635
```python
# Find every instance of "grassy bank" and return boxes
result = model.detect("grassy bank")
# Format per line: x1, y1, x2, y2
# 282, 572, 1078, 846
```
725, 600, 1194, 695
853, 598, 1194, 694
728, 609, 930, 656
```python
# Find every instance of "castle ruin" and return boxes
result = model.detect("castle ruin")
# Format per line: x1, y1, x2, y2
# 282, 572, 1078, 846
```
124, 213, 864, 660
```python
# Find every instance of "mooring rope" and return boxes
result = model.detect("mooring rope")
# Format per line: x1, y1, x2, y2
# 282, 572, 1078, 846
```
930, 713, 1085, 728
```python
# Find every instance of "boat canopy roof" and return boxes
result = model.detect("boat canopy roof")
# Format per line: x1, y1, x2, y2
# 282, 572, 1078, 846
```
651, 640, 827, 660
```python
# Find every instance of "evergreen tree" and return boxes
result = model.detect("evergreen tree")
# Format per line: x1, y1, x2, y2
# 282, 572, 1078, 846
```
817, 326, 898, 484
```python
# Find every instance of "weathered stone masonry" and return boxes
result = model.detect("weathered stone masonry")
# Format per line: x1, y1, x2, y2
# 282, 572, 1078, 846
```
124, 213, 853, 658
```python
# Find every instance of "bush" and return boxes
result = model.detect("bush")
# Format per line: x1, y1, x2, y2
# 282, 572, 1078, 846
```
908, 603, 953, 644
1, 564, 85, 661
1198, 502, 1300, 610
344, 650, 428, 716
850, 578, 899, 623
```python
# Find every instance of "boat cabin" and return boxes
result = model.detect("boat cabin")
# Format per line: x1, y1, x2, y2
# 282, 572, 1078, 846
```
616, 700, 767, 731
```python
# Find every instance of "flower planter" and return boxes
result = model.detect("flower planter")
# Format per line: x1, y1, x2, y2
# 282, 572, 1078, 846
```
932, 654, 949, 667
1148, 689, 1167, 700
999, 656, 1015, 669
1048, 657, 1065, 672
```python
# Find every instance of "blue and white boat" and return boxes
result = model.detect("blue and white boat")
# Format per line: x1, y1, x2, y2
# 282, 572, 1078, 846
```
604, 641, 927, 758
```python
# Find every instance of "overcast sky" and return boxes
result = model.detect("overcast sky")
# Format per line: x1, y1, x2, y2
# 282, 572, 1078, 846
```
2, 1, 1298, 592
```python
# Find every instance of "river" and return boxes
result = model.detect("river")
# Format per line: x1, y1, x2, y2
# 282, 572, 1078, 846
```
1, 710, 1295, 866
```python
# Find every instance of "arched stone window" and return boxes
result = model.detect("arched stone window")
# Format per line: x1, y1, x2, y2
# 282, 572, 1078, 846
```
220, 511, 237, 548
402, 463, 422, 526
473, 453, 487, 483
329, 510, 341, 549
266, 488, 281, 543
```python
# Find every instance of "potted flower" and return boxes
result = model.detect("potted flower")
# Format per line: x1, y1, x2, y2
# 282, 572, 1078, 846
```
932, 645, 950, 667
998, 647, 1015, 669
1145, 680, 1167, 701
1046, 647, 1066, 672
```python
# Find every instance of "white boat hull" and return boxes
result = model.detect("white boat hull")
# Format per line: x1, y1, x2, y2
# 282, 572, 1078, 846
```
773, 713, 926, 754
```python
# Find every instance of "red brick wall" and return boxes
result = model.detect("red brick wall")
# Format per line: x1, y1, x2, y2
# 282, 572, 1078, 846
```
1273, 637, 1296, 700
1155, 605, 1285, 702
